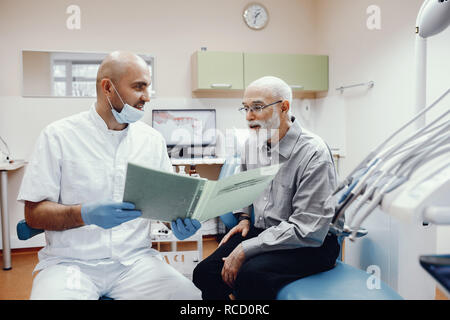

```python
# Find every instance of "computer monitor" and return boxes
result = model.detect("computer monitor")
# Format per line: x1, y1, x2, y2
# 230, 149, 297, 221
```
152, 109, 216, 147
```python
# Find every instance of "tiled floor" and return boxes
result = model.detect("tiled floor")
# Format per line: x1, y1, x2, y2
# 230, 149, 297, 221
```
0, 237, 219, 300
0, 249, 38, 300
0, 238, 448, 300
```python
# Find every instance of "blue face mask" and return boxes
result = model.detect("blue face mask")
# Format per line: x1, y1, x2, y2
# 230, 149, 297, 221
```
106, 81, 145, 124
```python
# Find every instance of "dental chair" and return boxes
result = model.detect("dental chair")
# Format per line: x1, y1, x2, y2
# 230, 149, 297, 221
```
218, 156, 403, 300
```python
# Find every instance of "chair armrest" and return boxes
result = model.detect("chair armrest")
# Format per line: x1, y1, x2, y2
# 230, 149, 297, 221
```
17, 219, 44, 240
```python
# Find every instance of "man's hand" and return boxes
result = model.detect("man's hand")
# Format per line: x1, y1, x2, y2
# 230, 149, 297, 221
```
218, 219, 250, 247
81, 201, 141, 229
171, 218, 201, 240
221, 244, 246, 288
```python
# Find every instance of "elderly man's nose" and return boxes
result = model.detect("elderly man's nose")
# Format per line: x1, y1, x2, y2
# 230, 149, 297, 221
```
246, 110, 255, 121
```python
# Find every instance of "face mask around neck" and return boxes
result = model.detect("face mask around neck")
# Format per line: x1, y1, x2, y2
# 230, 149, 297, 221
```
106, 81, 145, 124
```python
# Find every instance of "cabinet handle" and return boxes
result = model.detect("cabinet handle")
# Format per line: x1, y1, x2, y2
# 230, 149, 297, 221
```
210, 84, 232, 89
289, 85, 304, 90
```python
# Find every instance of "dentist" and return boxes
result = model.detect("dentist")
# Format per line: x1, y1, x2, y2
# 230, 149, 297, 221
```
18, 51, 201, 300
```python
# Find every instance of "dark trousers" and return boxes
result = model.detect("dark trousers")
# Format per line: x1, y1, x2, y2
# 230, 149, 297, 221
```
193, 227, 340, 300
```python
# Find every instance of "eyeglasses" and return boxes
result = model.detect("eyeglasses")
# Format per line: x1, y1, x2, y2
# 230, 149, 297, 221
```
238, 100, 282, 115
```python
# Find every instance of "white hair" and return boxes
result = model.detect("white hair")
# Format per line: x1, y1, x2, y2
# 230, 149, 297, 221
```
247, 76, 292, 118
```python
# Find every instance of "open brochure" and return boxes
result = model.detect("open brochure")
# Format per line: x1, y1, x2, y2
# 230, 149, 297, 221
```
123, 162, 281, 222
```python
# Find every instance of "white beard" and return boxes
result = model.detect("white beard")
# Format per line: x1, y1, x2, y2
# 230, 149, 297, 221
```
248, 128, 269, 150
247, 108, 280, 147
247, 110, 280, 165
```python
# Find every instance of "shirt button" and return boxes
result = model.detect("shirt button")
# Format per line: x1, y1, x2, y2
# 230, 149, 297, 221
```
263, 197, 267, 201
259, 217, 263, 221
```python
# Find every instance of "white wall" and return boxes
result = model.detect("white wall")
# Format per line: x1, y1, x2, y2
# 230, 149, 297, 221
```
0, 0, 319, 97
316, 0, 424, 175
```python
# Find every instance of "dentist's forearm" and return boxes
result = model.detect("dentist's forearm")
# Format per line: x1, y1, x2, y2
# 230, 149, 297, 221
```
25, 200, 84, 231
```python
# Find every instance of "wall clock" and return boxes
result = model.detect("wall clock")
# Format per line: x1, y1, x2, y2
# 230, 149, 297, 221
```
243, 3, 269, 30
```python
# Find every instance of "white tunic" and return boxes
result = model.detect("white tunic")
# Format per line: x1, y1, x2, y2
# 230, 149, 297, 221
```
18, 103, 173, 272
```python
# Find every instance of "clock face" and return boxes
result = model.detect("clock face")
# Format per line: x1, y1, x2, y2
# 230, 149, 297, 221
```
243, 3, 269, 30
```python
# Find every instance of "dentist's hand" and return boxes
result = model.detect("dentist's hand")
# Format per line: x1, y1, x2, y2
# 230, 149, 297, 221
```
171, 218, 201, 240
81, 201, 142, 229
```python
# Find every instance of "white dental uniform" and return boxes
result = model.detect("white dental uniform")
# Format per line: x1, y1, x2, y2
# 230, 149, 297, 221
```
17, 103, 201, 300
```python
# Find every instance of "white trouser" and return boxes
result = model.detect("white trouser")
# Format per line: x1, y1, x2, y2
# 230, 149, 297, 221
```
30, 253, 202, 300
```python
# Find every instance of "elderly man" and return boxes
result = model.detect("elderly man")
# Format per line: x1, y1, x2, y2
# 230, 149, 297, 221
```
17, 51, 201, 300
193, 76, 340, 300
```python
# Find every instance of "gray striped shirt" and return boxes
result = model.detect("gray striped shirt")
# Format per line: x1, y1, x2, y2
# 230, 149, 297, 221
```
235, 118, 338, 258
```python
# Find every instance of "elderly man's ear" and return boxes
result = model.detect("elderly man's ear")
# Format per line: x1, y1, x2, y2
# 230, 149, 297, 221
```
281, 101, 290, 114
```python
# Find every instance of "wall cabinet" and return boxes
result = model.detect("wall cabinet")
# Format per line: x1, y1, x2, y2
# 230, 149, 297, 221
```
191, 51, 329, 95
243, 53, 328, 92
191, 51, 244, 91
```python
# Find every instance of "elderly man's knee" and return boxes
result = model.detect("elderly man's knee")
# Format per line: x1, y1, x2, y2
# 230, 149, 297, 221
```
192, 260, 209, 288
234, 258, 275, 299
234, 260, 259, 290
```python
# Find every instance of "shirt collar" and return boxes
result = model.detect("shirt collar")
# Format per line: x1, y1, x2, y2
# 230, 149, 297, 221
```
272, 116, 302, 160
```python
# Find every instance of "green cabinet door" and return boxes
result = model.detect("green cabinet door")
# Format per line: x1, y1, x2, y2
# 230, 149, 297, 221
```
243, 53, 329, 92
192, 51, 244, 90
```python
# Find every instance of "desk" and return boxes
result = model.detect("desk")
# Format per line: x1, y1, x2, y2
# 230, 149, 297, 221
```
0, 160, 27, 270
171, 157, 225, 181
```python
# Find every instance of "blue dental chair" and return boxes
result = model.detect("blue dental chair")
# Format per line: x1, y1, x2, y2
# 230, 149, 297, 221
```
218, 156, 403, 300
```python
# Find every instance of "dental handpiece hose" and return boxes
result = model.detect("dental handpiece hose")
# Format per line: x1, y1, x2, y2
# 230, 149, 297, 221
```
332, 108, 450, 225
330, 88, 450, 197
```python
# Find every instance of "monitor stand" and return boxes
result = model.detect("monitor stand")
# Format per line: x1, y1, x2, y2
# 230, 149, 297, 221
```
168, 146, 184, 158
178, 147, 194, 159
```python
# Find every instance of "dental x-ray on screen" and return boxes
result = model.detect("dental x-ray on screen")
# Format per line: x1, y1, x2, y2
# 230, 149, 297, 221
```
152, 109, 216, 147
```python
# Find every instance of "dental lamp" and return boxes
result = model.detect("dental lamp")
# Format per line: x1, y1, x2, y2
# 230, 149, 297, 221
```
415, 0, 450, 128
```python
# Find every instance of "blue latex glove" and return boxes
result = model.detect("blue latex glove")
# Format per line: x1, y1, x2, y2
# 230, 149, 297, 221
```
81, 201, 141, 229
171, 218, 201, 240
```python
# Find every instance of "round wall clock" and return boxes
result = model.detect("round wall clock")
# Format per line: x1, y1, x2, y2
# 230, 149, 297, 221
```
243, 3, 269, 30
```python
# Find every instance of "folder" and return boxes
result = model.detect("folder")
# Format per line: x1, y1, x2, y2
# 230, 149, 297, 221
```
123, 162, 281, 222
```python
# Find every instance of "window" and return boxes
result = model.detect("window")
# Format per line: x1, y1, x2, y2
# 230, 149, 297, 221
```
52, 60, 99, 97
50, 52, 154, 97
